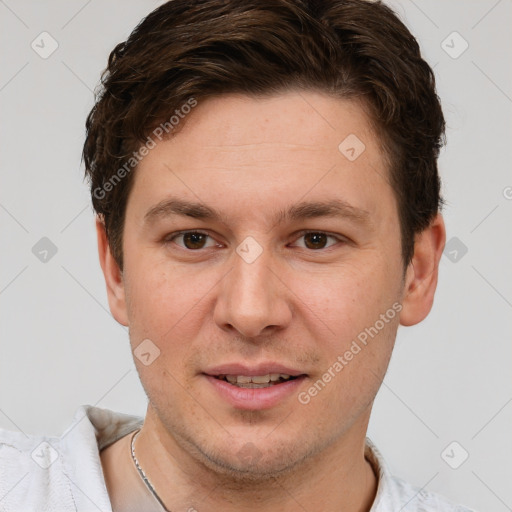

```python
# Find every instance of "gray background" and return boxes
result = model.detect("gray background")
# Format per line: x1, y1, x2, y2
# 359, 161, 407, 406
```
0, 1, 511, 511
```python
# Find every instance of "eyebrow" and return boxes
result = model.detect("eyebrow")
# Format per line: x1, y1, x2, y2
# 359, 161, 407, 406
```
143, 197, 371, 227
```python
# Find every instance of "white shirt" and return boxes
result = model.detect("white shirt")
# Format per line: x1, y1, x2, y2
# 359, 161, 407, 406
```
0, 405, 476, 511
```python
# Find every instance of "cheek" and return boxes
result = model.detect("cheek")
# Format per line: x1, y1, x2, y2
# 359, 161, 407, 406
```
124, 262, 190, 341
125, 265, 205, 400
292, 256, 398, 342
300, 294, 399, 421
124, 256, 223, 360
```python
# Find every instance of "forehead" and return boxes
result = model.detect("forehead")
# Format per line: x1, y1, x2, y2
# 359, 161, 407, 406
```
164, 91, 377, 156
129, 91, 395, 226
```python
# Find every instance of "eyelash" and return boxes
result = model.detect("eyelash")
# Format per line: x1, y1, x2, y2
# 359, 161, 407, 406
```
164, 230, 345, 251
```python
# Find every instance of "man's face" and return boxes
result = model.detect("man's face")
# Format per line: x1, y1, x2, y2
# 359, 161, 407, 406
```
119, 91, 406, 476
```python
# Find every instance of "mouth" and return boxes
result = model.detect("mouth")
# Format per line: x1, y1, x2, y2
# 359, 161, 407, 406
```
203, 366, 308, 409
202, 363, 308, 409
211, 373, 303, 389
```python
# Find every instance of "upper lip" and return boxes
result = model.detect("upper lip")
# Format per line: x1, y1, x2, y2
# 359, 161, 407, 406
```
204, 362, 306, 377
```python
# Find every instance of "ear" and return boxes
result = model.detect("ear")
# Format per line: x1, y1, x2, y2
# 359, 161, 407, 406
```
95, 216, 129, 326
399, 214, 446, 326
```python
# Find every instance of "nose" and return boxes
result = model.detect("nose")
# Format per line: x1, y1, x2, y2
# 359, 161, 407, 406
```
213, 244, 293, 339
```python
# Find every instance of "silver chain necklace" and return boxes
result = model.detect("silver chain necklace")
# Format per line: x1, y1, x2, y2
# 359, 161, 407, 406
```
130, 429, 170, 512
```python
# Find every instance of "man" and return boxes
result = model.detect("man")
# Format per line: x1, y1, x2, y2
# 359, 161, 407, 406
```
0, 0, 476, 511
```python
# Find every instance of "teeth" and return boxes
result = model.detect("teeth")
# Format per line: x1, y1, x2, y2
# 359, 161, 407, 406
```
251, 374, 271, 384
222, 373, 292, 384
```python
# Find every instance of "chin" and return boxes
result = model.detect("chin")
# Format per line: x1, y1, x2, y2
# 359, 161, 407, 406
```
186, 433, 319, 484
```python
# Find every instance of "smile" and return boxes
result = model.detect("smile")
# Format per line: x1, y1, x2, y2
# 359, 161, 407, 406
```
204, 373, 307, 410
214, 374, 297, 388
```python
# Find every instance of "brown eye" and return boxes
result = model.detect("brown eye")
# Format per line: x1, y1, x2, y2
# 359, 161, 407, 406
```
303, 232, 328, 249
182, 232, 208, 249
292, 232, 340, 250
168, 231, 216, 250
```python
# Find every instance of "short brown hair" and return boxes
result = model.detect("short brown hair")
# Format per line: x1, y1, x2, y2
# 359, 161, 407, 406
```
83, 0, 445, 270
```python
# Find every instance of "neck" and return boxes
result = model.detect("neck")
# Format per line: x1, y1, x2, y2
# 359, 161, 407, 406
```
132, 406, 378, 512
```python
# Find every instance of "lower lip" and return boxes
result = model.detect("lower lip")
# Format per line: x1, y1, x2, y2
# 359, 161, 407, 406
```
204, 374, 307, 410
